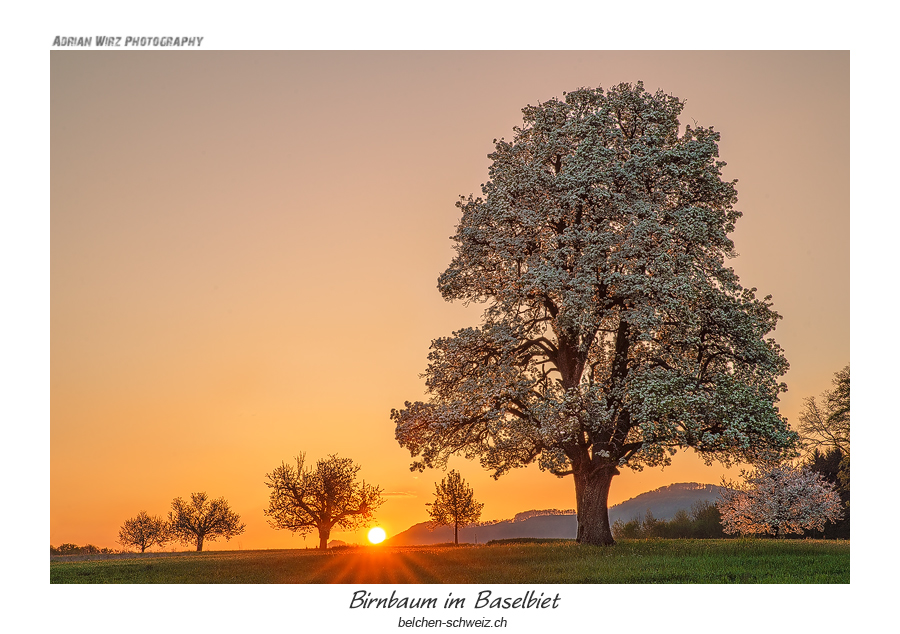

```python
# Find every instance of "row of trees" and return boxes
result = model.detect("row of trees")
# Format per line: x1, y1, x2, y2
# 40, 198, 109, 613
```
117, 455, 480, 553
122, 357, 848, 551
51, 543, 118, 556
613, 501, 725, 539
118, 492, 245, 552
116, 362, 848, 551
118, 449, 845, 551
120, 409, 845, 552
116, 456, 381, 553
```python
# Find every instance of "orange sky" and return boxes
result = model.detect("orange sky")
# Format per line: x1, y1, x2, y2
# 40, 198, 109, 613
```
50, 51, 848, 550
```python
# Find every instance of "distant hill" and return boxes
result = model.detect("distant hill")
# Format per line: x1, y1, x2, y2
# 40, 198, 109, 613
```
384, 483, 723, 545
384, 512, 578, 546
608, 483, 723, 524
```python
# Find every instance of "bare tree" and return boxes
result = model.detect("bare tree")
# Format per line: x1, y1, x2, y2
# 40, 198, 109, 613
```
168, 492, 245, 551
798, 365, 849, 456
117, 510, 169, 553
264, 453, 383, 549
798, 365, 849, 488
427, 469, 484, 545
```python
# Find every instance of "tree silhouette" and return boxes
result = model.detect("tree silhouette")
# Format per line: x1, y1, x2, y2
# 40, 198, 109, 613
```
393, 82, 797, 546
168, 492, 245, 551
798, 365, 849, 486
427, 470, 484, 545
117, 510, 169, 553
264, 453, 383, 549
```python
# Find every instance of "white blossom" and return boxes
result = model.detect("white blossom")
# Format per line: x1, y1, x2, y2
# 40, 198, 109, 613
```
718, 463, 844, 536
392, 83, 797, 545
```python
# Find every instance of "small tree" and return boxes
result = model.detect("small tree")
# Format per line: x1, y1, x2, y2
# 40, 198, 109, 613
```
168, 492, 245, 551
640, 509, 660, 538
718, 464, 843, 537
117, 510, 169, 553
427, 470, 484, 545
264, 453, 384, 549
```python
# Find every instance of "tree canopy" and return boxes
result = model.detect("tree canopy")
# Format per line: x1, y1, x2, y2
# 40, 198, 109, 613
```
168, 492, 245, 551
392, 82, 797, 545
427, 469, 484, 545
117, 510, 169, 553
718, 464, 844, 537
264, 453, 384, 549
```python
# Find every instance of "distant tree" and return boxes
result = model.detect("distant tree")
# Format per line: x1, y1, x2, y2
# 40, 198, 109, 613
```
264, 453, 384, 550
798, 365, 850, 486
689, 500, 725, 538
718, 464, 843, 537
611, 518, 642, 539
52, 543, 91, 555
53, 543, 80, 555
168, 492, 245, 551
640, 509, 661, 538
117, 510, 169, 553
427, 470, 485, 545
392, 82, 797, 546
51, 543, 114, 555
611, 501, 725, 540
665, 508, 693, 538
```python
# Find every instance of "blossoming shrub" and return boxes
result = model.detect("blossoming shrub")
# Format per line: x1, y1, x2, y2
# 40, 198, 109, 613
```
718, 464, 844, 537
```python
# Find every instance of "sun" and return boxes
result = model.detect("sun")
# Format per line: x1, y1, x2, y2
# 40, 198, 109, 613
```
367, 527, 386, 544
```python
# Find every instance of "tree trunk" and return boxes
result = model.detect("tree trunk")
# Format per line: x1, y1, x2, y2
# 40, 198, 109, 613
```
319, 526, 331, 550
454, 521, 458, 545
574, 464, 618, 546
196, 535, 204, 552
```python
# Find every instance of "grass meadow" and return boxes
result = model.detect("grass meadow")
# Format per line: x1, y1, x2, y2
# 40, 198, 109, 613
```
50, 538, 849, 584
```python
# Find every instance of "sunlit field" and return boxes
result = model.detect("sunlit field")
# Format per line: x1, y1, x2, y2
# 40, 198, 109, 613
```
50, 539, 848, 584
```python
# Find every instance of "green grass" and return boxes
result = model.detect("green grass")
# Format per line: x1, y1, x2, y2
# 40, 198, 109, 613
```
50, 539, 849, 584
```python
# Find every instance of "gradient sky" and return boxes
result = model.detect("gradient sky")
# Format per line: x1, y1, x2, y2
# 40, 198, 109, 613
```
50, 51, 848, 550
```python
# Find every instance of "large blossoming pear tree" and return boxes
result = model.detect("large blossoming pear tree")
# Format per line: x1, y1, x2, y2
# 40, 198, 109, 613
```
391, 82, 798, 546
